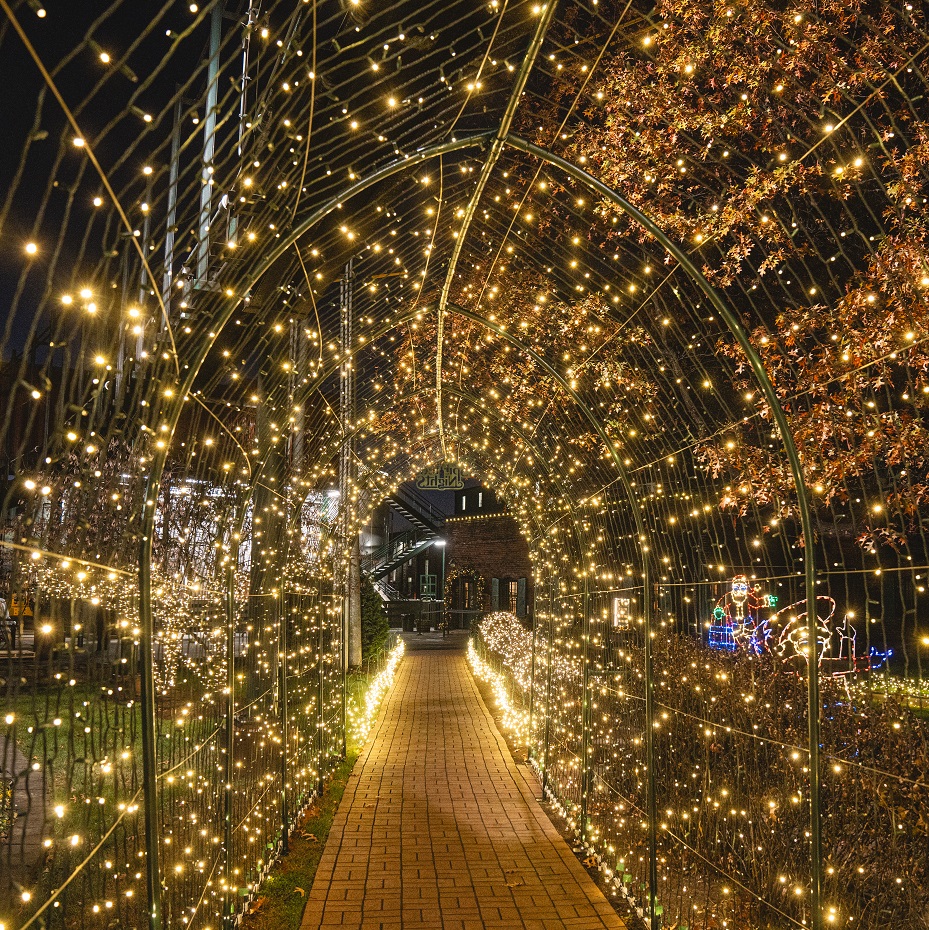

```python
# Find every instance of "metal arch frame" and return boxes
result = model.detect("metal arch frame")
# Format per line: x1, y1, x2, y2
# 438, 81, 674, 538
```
503, 136, 822, 930
349, 399, 572, 521
227, 309, 588, 556
342, 382, 598, 563
268, 295, 660, 922
342, 382, 594, 615
433, 0, 560, 459
265, 355, 606, 601
270, 299, 647, 548
285, 380, 588, 562
137, 132, 821, 930
247, 319, 588, 538
279, 378, 597, 687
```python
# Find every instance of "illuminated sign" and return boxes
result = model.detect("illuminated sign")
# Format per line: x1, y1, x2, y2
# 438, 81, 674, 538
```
612, 596, 631, 629
416, 464, 465, 490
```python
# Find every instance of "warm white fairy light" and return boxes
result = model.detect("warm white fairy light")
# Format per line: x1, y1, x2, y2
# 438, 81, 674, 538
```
348, 640, 404, 744
2, 1, 927, 928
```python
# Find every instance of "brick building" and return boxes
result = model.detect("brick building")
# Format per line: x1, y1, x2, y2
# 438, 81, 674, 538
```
372, 479, 534, 627
443, 485, 534, 624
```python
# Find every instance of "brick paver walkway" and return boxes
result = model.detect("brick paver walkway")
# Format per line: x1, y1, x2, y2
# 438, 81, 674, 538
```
301, 635, 626, 929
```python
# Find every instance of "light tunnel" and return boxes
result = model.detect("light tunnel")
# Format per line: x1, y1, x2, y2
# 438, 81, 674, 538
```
1, 2, 928, 930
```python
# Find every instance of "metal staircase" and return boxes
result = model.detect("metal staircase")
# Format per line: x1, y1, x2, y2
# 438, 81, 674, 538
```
384, 486, 446, 535
363, 487, 446, 592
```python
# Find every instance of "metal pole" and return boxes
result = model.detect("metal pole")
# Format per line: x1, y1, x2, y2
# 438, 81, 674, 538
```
527, 579, 540, 757
225, 0, 256, 260
806, 591, 823, 930
341, 589, 348, 758
279, 582, 289, 855
339, 258, 354, 758
161, 96, 183, 323
138, 531, 163, 930
196, 1, 223, 287
317, 582, 325, 794
237, 2, 258, 157
541, 574, 556, 796
223, 558, 236, 930
580, 572, 591, 843
644, 576, 659, 929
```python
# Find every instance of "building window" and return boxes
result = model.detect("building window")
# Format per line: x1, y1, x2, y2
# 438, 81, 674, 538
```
461, 494, 466, 511
507, 580, 518, 614
478, 491, 483, 508
420, 574, 437, 597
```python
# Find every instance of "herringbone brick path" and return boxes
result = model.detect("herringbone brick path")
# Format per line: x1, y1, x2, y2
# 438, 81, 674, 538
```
300, 636, 626, 929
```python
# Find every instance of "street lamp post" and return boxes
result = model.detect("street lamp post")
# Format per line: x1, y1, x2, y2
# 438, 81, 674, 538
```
434, 539, 446, 628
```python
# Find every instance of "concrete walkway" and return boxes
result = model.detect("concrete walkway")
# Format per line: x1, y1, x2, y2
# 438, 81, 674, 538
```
301, 633, 626, 930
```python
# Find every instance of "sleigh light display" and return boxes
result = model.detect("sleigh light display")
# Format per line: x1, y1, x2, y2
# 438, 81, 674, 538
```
707, 575, 890, 675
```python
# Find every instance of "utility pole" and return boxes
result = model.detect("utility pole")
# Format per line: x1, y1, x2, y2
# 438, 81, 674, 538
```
196, 1, 223, 288
161, 95, 183, 324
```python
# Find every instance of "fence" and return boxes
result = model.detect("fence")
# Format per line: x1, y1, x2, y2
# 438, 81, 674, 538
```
1, 552, 347, 930
472, 603, 929, 930
385, 600, 479, 633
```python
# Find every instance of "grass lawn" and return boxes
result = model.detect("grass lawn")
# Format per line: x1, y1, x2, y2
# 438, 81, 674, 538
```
240, 668, 376, 930
240, 748, 360, 930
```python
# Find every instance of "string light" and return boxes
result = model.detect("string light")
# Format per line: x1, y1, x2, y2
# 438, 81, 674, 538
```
2, 1, 928, 928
